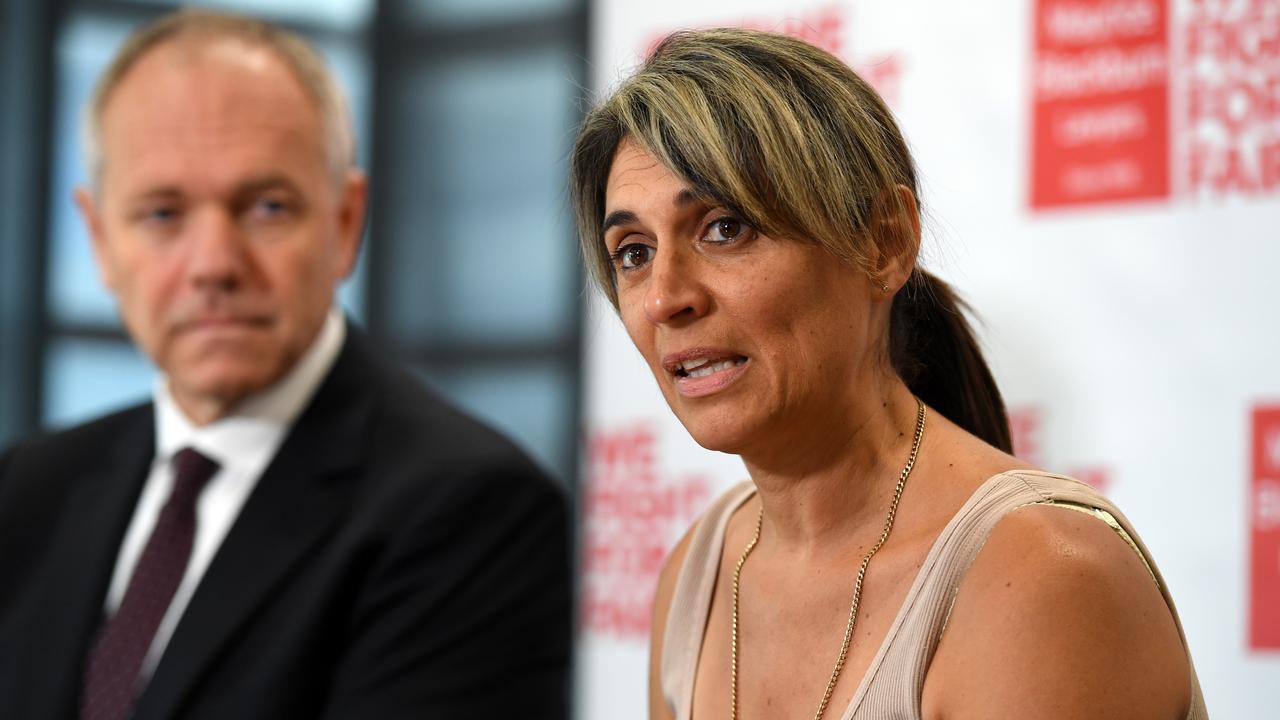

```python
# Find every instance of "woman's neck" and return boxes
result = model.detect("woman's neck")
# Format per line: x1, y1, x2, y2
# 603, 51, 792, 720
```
740, 379, 921, 555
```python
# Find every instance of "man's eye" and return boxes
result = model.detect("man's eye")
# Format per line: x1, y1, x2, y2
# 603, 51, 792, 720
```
707, 217, 746, 243
130, 205, 182, 232
250, 198, 292, 220
140, 207, 179, 224
616, 243, 655, 269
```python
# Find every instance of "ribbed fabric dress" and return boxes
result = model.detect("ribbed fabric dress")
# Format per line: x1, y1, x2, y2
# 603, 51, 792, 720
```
660, 470, 1208, 719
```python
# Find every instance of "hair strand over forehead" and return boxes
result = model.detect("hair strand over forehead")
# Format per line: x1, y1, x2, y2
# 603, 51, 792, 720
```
570, 27, 919, 308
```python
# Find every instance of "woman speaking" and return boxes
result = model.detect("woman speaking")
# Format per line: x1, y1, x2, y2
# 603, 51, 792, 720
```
571, 28, 1207, 720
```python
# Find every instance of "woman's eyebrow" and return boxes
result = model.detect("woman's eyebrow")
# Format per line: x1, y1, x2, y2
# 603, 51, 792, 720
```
601, 209, 638, 235
602, 190, 709, 235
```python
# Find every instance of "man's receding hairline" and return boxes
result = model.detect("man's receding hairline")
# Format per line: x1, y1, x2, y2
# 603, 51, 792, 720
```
97, 36, 320, 130
92, 38, 330, 192
101, 34, 310, 122
85, 9, 355, 184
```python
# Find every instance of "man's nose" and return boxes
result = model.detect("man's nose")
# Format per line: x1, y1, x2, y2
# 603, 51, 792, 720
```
643, 250, 708, 325
186, 209, 249, 291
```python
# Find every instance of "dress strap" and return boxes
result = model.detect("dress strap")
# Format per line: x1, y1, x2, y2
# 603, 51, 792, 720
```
661, 481, 756, 720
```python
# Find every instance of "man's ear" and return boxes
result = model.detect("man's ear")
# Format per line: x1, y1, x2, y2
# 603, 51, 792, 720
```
869, 184, 921, 295
74, 186, 118, 292
334, 168, 368, 280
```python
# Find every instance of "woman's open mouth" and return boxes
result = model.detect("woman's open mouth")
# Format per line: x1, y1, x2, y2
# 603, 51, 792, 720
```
665, 351, 749, 398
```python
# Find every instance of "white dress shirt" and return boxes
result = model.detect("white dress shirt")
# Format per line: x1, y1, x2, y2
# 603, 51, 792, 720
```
103, 308, 346, 679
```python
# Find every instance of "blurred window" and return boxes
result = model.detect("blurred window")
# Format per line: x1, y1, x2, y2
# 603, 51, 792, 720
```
44, 338, 154, 427
126, 0, 374, 29
382, 45, 577, 345
407, 0, 573, 26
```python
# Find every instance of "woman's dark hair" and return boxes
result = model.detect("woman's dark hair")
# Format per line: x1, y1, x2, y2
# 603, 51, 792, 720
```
890, 272, 1011, 451
570, 28, 1011, 451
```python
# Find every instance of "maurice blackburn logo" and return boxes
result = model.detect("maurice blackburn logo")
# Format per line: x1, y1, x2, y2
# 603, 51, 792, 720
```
1031, 0, 1280, 209
1252, 405, 1280, 650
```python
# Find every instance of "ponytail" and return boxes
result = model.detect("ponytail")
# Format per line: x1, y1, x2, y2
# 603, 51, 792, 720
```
889, 270, 1012, 453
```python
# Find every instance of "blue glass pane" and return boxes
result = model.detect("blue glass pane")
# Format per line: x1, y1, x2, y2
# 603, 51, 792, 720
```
43, 338, 154, 429
124, 0, 374, 29
407, 0, 575, 25
47, 17, 132, 327
48, 15, 371, 325
386, 45, 578, 344
420, 363, 572, 483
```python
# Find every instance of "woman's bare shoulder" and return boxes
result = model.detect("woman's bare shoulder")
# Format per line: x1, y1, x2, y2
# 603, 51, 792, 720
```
922, 498, 1192, 720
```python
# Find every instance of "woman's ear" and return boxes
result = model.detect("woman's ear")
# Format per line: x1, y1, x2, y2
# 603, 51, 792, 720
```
869, 184, 920, 295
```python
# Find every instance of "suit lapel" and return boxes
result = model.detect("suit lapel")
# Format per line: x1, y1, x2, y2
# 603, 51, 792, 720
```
23, 409, 154, 720
133, 335, 374, 720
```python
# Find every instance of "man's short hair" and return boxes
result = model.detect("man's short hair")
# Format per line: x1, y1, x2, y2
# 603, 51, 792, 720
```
83, 8, 355, 185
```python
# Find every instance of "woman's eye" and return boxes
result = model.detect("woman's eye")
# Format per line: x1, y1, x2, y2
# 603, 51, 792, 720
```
707, 217, 747, 243
616, 243, 655, 269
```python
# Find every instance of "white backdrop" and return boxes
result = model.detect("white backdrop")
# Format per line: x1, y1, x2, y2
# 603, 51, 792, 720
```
575, 2, 1280, 718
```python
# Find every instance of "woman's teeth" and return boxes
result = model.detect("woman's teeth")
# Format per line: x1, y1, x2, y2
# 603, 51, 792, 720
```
679, 356, 746, 377
688, 359, 736, 378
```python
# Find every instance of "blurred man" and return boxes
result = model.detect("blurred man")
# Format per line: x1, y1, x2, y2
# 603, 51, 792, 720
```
0, 10, 571, 720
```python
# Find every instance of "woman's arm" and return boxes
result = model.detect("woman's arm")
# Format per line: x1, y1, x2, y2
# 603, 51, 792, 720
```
922, 504, 1192, 720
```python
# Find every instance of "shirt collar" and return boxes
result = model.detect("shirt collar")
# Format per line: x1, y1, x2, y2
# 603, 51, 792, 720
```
153, 308, 347, 472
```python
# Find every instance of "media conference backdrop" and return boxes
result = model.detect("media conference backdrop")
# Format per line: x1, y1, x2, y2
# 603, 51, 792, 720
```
576, 1, 1278, 717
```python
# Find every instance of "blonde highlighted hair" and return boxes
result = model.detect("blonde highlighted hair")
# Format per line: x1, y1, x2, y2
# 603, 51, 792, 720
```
570, 28, 1012, 452
571, 28, 917, 308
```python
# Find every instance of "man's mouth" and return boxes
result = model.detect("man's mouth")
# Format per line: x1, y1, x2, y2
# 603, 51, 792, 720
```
176, 315, 273, 335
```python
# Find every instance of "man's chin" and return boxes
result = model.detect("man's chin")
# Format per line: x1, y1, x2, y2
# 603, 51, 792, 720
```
166, 364, 282, 417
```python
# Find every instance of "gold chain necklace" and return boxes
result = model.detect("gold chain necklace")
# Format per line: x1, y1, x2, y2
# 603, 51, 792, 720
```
730, 397, 926, 720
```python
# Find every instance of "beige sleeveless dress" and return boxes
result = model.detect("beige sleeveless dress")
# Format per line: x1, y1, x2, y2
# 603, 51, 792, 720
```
660, 470, 1208, 719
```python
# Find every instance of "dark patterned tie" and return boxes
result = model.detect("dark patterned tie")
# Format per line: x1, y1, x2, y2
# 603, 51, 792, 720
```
81, 447, 220, 720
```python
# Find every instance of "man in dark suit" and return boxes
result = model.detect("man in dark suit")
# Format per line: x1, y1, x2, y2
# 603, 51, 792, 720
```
0, 9, 571, 720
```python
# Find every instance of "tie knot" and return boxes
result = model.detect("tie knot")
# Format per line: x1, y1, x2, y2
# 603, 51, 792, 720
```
171, 447, 220, 502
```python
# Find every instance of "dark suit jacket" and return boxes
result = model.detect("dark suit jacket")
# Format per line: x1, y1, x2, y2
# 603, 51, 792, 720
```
0, 328, 572, 719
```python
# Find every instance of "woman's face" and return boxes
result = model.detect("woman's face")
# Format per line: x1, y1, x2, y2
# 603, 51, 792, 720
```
603, 140, 887, 456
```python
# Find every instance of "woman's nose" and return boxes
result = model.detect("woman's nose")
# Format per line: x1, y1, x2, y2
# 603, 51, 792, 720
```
643, 250, 708, 325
